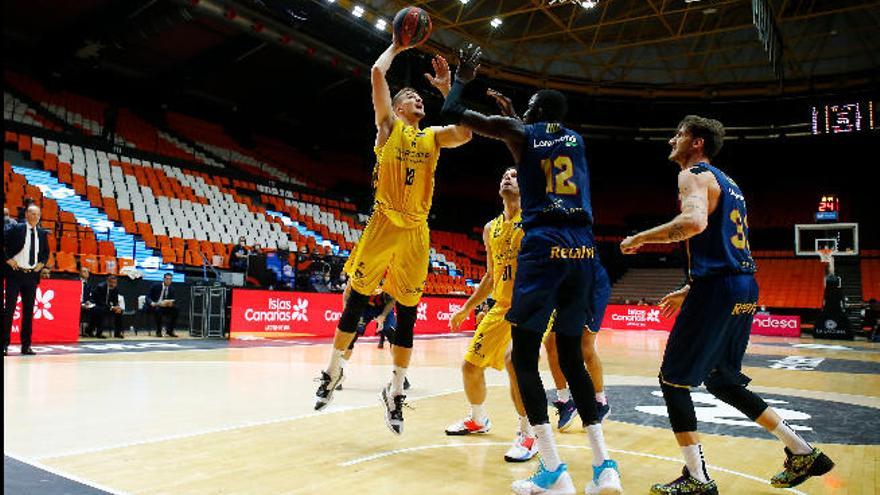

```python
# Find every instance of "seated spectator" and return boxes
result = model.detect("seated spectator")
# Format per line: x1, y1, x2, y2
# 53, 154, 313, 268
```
312, 272, 334, 293
39, 267, 51, 279
148, 273, 179, 338
86, 274, 125, 339
4, 207, 15, 226
80, 267, 93, 333
229, 236, 250, 272
295, 246, 312, 290
330, 272, 348, 292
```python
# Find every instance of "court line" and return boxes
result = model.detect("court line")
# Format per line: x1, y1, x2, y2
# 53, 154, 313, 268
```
4, 452, 131, 495
30, 387, 467, 461
338, 442, 808, 495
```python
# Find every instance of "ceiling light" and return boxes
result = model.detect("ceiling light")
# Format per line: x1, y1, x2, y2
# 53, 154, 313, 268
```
581, 0, 598, 8
352, 5, 364, 17
490, 17, 502, 28
325, 0, 335, 3
375, 18, 387, 30
459, 0, 470, 4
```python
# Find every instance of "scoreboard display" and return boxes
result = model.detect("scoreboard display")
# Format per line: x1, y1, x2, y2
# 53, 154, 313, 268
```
811, 100, 877, 135
816, 195, 839, 222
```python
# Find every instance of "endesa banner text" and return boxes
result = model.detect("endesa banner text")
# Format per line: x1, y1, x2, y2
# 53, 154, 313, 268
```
230, 289, 475, 338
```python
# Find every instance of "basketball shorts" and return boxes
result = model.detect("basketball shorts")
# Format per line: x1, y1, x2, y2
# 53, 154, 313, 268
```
343, 211, 429, 307
660, 273, 759, 388
356, 304, 396, 336
464, 304, 513, 370
506, 225, 597, 337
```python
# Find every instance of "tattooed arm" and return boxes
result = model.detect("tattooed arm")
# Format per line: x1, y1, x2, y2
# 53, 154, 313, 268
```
620, 168, 710, 254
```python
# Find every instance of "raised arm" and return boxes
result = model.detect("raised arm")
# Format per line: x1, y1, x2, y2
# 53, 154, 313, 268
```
425, 54, 473, 149
449, 222, 495, 331
620, 168, 710, 254
440, 45, 525, 161
372, 43, 404, 145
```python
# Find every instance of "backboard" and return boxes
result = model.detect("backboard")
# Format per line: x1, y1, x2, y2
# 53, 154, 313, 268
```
794, 223, 859, 256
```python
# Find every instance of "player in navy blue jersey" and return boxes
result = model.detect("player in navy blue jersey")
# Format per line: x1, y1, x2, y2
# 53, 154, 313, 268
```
442, 44, 622, 495
621, 115, 834, 494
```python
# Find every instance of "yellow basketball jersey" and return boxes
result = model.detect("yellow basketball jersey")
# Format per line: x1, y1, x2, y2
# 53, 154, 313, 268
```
488, 210, 524, 307
372, 119, 439, 228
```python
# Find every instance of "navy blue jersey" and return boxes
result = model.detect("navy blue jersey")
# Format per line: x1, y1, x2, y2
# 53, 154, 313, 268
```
518, 123, 593, 229
687, 163, 757, 279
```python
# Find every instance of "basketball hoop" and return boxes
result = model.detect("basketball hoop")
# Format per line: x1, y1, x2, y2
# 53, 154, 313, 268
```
818, 248, 835, 264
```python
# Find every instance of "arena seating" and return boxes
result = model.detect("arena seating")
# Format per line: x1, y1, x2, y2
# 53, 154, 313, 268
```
6, 128, 481, 293
166, 112, 306, 186
609, 268, 684, 304
4, 92, 63, 132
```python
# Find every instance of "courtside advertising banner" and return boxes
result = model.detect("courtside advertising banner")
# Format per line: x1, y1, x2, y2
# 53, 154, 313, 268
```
750, 313, 800, 337
230, 289, 474, 338
601, 304, 801, 337
600, 304, 676, 331
8, 279, 81, 344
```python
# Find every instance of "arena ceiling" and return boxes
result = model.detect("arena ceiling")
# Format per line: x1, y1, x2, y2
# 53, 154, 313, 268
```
360, 0, 880, 97
3, 0, 879, 102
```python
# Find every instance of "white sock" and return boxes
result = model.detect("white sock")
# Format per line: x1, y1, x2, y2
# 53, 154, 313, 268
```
519, 415, 534, 436
772, 420, 812, 455
327, 349, 344, 378
595, 391, 607, 405
339, 357, 347, 370
681, 444, 710, 483
391, 366, 408, 395
586, 424, 609, 467
557, 388, 571, 403
470, 404, 488, 425
533, 423, 562, 471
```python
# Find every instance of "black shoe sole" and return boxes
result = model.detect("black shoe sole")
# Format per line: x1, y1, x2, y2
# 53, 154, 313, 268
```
503, 455, 535, 463
773, 453, 835, 488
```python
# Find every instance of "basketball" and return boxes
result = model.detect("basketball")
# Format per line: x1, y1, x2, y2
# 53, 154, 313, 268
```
393, 6, 432, 48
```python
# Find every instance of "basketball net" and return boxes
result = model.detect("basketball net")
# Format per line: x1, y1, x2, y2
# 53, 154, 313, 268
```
818, 248, 836, 275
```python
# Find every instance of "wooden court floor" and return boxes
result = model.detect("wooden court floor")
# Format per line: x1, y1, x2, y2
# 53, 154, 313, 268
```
4, 331, 879, 494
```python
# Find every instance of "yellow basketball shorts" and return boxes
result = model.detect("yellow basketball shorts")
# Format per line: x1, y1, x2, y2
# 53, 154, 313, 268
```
464, 304, 513, 371
343, 211, 430, 307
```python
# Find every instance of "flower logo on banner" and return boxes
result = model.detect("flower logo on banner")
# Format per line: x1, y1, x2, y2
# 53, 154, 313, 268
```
417, 302, 428, 321
292, 298, 309, 322
34, 289, 55, 320
646, 309, 660, 323
11, 289, 55, 320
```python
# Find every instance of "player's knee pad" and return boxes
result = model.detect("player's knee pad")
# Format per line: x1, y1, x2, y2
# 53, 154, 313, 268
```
705, 382, 768, 421
393, 303, 416, 348
660, 377, 697, 433
337, 291, 370, 333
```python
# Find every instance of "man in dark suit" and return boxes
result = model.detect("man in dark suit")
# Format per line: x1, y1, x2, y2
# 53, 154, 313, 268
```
87, 275, 125, 339
79, 267, 94, 336
148, 273, 179, 337
3, 205, 50, 356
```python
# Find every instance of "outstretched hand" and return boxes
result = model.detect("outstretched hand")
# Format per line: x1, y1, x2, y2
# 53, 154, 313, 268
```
487, 88, 519, 120
455, 43, 482, 83
425, 54, 451, 96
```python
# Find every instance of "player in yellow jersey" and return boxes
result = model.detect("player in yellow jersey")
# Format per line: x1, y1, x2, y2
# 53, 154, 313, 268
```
444, 167, 539, 462
314, 40, 472, 435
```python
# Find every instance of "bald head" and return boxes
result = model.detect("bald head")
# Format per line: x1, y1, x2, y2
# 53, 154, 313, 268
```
25, 205, 41, 227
